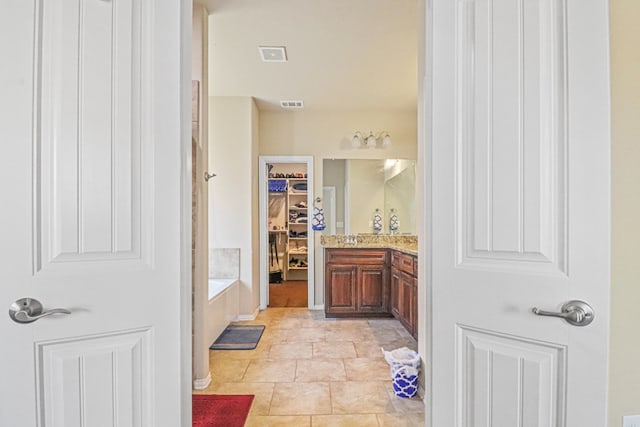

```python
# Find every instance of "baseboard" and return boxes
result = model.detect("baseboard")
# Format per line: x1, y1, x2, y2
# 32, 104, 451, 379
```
193, 371, 211, 390
236, 306, 259, 321
312, 304, 325, 311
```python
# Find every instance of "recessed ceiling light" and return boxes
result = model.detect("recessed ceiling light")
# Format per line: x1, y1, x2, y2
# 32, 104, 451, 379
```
258, 46, 287, 62
280, 100, 304, 109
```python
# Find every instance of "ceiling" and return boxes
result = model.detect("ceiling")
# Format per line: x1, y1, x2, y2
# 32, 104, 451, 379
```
204, 0, 418, 112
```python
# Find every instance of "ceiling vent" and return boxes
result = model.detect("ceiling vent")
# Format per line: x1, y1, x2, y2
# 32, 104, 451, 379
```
258, 46, 287, 62
280, 100, 304, 109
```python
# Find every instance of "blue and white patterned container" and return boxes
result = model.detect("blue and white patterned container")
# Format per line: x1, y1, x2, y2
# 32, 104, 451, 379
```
373, 209, 383, 234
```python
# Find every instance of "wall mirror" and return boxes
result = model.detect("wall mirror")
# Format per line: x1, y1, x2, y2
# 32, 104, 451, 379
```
322, 159, 416, 235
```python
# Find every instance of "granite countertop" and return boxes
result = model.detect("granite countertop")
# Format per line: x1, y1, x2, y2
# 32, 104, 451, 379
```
320, 234, 418, 256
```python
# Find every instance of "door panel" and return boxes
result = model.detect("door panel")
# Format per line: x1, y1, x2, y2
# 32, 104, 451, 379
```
39, 0, 146, 268
326, 266, 357, 312
358, 266, 387, 312
458, 326, 565, 427
458, 0, 566, 273
37, 329, 152, 427
429, 0, 610, 424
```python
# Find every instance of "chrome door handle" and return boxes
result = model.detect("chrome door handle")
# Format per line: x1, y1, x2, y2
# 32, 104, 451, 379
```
9, 298, 71, 324
531, 300, 594, 327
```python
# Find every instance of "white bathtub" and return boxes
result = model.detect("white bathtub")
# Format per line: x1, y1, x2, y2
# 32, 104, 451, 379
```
208, 278, 238, 300
207, 278, 239, 347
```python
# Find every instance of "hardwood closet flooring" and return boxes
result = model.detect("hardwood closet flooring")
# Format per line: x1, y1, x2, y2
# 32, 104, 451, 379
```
269, 280, 308, 307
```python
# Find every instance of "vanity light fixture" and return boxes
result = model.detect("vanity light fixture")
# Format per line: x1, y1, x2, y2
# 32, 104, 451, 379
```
351, 131, 392, 149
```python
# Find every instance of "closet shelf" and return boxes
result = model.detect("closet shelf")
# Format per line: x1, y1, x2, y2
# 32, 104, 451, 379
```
267, 172, 308, 278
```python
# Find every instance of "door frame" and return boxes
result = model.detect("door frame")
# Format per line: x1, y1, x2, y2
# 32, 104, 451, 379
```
258, 155, 315, 310
179, 0, 193, 424
182, 0, 429, 422
417, 0, 432, 422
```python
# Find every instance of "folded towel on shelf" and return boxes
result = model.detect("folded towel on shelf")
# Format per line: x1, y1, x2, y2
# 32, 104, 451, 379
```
290, 183, 307, 192
268, 179, 287, 192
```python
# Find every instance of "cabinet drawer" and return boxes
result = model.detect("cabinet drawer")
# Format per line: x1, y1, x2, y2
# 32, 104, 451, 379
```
325, 248, 388, 265
391, 250, 415, 275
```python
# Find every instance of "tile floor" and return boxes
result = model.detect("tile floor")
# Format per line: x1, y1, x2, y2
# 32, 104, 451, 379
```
195, 308, 425, 426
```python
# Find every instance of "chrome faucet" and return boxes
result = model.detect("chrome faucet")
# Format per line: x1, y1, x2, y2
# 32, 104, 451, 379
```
344, 235, 357, 245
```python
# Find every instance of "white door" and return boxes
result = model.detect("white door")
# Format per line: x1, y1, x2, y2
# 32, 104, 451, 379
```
428, 0, 610, 425
0, 1, 189, 426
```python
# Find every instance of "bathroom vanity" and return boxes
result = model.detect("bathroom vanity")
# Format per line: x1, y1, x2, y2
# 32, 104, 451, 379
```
322, 235, 418, 338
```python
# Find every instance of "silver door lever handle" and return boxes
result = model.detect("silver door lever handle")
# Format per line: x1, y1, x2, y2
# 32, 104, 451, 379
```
531, 300, 594, 327
9, 298, 71, 324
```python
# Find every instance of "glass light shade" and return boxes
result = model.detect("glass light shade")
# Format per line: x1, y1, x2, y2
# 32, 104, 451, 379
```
352, 132, 363, 148
366, 133, 377, 148
382, 133, 392, 147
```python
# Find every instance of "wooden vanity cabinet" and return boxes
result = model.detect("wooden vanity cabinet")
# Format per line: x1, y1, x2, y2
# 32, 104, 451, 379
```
390, 250, 418, 339
324, 247, 418, 337
325, 248, 390, 317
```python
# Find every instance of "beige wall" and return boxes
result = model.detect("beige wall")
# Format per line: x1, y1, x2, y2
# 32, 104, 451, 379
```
260, 110, 417, 304
259, 110, 417, 198
609, 0, 640, 424
209, 96, 260, 316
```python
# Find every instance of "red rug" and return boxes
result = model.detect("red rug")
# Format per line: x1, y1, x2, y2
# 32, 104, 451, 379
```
192, 394, 254, 427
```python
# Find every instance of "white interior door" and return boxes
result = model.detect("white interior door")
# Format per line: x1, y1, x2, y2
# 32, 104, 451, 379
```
428, 0, 610, 425
0, 1, 189, 426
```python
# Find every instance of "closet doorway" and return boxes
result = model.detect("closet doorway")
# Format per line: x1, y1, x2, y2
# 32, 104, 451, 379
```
259, 156, 315, 310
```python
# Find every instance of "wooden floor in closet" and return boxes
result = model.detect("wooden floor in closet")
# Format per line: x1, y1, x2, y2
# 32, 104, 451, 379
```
269, 280, 308, 307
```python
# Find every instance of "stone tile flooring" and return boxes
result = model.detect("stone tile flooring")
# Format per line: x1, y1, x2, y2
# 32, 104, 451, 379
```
195, 308, 424, 426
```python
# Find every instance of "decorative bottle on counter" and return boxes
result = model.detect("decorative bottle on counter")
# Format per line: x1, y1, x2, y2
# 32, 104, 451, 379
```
312, 206, 326, 231
373, 208, 383, 234
389, 208, 399, 234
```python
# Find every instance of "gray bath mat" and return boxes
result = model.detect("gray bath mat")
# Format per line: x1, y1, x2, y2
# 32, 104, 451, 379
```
210, 325, 265, 350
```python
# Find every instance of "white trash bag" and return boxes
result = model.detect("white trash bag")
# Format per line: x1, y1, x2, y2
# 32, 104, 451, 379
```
382, 347, 421, 398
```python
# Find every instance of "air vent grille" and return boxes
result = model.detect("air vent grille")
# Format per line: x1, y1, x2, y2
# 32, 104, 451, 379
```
258, 46, 287, 62
280, 100, 304, 109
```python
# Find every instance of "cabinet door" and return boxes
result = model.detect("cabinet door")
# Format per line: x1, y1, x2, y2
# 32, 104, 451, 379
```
410, 274, 418, 338
357, 265, 388, 313
399, 271, 414, 332
325, 264, 358, 314
390, 267, 402, 318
